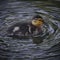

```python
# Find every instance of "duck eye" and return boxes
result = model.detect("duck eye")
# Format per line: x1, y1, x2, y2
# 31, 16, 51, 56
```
38, 20, 41, 21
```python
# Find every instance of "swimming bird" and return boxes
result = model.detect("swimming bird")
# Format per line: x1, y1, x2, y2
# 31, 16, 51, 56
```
7, 15, 44, 37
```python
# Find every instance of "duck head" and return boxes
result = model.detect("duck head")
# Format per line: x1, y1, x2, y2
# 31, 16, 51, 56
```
32, 15, 44, 27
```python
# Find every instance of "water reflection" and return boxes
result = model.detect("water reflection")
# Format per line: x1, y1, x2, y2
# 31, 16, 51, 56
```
0, 1, 60, 60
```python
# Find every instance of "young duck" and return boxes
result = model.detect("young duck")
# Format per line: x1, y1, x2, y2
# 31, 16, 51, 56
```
7, 15, 44, 37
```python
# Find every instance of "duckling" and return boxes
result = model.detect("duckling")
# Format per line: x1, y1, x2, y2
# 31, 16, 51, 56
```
7, 15, 44, 37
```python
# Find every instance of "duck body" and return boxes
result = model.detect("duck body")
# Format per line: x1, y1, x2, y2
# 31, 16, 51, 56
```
7, 22, 30, 36
7, 22, 39, 36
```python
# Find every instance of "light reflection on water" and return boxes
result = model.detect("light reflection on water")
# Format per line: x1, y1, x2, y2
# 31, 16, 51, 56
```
0, 1, 60, 60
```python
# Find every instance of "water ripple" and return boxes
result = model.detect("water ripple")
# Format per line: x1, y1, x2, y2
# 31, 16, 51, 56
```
0, 1, 60, 60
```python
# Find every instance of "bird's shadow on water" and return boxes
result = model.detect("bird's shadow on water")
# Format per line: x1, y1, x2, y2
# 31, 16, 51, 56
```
32, 37, 43, 44
7, 32, 49, 44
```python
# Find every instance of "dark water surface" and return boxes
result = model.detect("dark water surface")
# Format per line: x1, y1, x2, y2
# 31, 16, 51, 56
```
0, 1, 60, 60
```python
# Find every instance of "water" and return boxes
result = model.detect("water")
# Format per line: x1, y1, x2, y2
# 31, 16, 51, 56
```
0, 1, 60, 60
